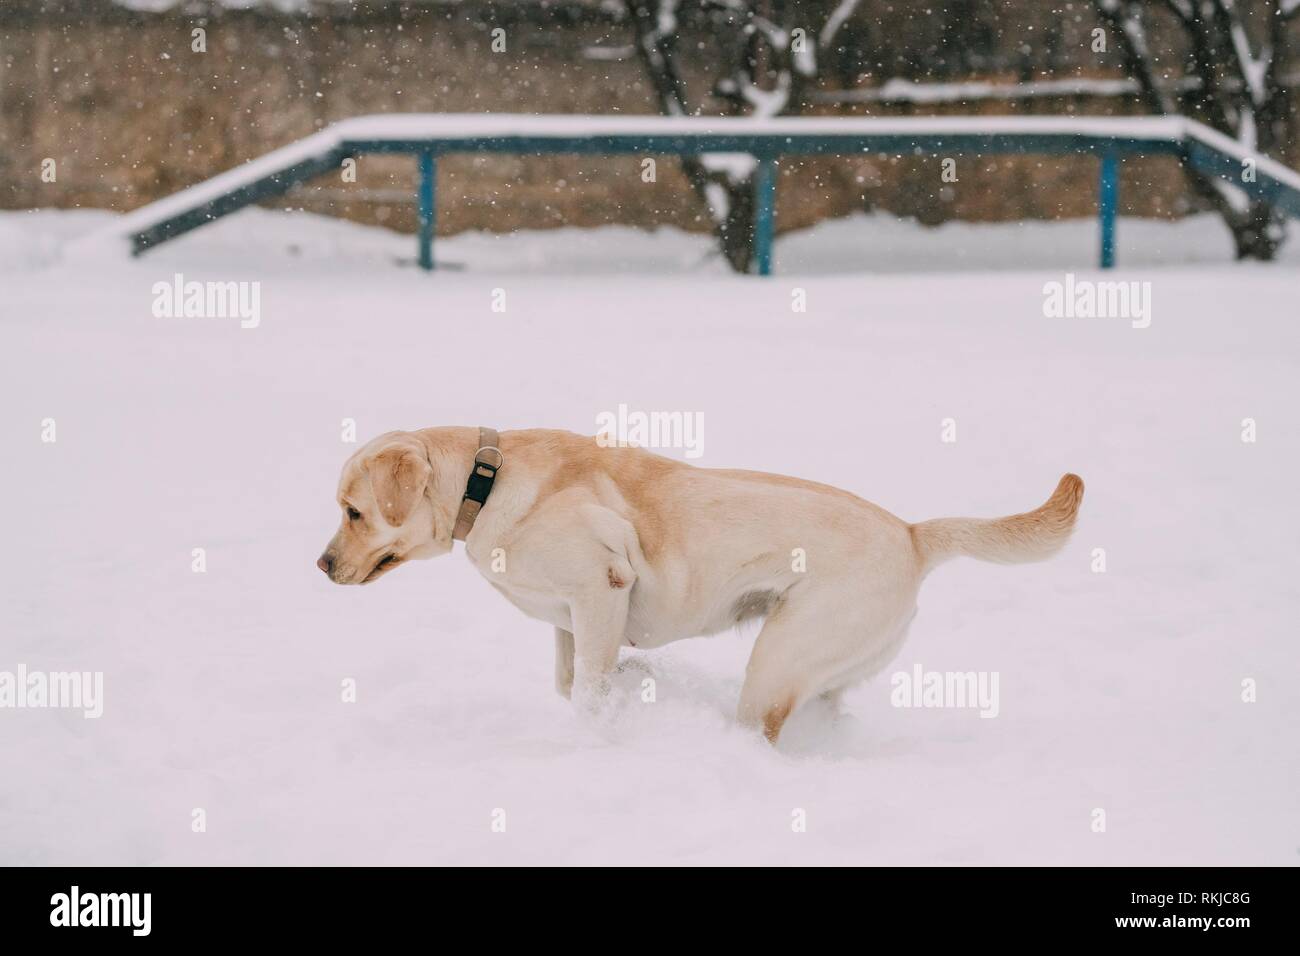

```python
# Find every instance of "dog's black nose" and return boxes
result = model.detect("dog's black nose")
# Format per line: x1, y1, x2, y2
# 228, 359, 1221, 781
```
317, 554, 333, 575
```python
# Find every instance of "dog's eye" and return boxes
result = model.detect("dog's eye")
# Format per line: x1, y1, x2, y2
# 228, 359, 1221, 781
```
347, 507, 362, 521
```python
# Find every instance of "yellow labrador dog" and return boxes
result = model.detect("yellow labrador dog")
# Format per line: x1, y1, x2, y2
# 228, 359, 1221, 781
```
318, 427, 1083, 742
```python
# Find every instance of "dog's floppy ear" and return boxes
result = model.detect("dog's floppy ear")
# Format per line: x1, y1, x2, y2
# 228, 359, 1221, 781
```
365, 442, 432, 528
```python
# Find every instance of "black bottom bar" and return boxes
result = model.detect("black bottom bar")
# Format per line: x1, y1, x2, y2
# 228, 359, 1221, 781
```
0, 866, 1293, 942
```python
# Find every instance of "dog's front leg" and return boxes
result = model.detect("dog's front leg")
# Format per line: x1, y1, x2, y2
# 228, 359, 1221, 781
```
569, 588, 629, 710
554, 627, 575, 699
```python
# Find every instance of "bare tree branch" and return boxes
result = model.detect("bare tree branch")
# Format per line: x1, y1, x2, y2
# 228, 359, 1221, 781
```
1096, 0, 1294, 258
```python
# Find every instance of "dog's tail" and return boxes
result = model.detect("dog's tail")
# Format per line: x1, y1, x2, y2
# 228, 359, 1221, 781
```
910, 474, 1084, 571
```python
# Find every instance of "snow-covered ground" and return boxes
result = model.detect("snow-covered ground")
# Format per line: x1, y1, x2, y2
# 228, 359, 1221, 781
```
1, 208, 1297, 865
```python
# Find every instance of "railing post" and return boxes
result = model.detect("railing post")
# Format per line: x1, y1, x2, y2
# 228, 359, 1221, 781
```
1099, 152, 1118, 270
418, 151, 436, 272
754, 156, 777, 276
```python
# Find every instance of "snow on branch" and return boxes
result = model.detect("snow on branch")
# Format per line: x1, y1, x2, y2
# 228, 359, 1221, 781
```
1094, 0, 1297, 259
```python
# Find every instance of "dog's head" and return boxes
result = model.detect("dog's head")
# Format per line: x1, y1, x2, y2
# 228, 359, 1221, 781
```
317, 431, 453, 585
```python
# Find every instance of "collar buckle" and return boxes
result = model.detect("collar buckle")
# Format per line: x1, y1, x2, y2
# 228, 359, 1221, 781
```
453, 427, 502, 542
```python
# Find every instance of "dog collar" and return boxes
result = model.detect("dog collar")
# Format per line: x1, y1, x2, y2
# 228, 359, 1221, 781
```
452, 427, 502, 541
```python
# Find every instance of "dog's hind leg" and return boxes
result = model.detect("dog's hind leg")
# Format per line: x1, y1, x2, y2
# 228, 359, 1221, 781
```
738, 678, 817, 744
737, 589, 842, 744
554, 627, 575, 699
738, 579, 913, 744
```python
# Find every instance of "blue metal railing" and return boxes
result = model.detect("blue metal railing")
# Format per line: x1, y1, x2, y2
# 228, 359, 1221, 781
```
105, 115, 1300, 274
417, 151, 436, 273
1098, 153, 1119, 270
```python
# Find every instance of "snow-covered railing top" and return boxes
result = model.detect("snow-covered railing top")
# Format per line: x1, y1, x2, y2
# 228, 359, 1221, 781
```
96, 113, 1300, 269
300, 112, 1196, 142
